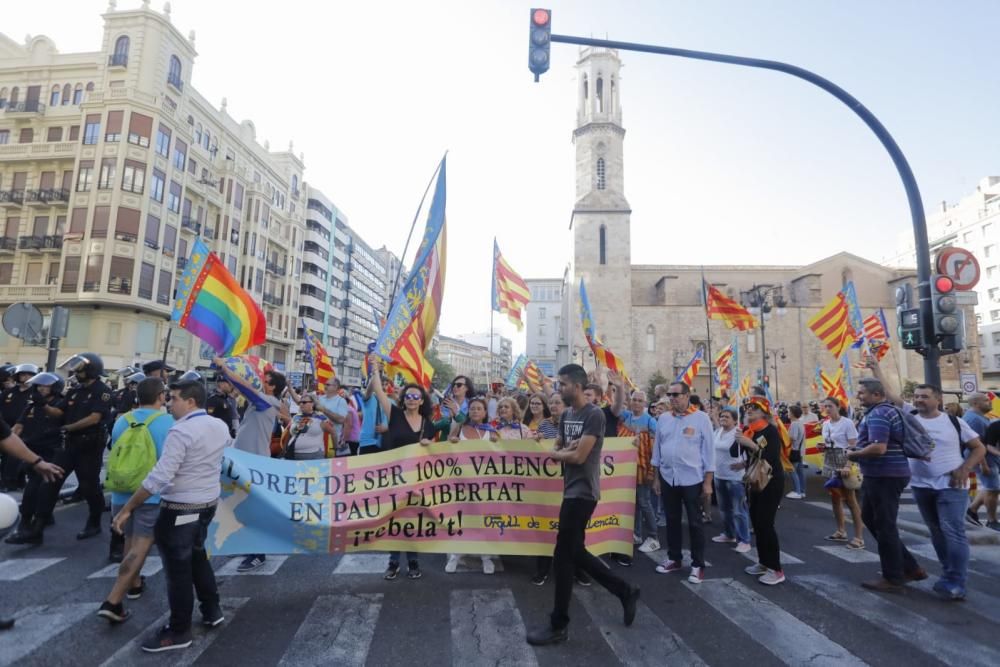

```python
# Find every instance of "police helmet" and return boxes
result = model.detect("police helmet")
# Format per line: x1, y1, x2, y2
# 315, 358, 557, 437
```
177, 370, 204, 384
26, 371, 65, 398
126, 372, 147, 386
15, 363, 40, 377
60, 352, 105, 380
0, 364, 15, 383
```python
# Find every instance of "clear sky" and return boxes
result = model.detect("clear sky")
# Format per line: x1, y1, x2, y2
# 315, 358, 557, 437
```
7, 1, 1000, 353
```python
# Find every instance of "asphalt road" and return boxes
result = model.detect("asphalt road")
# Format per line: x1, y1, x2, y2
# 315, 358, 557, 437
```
1, 474, 998, 667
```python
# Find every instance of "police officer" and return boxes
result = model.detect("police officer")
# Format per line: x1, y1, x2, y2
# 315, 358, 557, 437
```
0, 363, 38, 490
141, 360, 174, 381
28, 353, 113, 543
113, 372, 144, 417
5, 372, 65, 545
207, 375, 237, 438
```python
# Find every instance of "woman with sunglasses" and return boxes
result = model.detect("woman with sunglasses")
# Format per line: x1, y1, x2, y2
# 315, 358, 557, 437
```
372, 363, 436, 580
445, 397, 500, 574
523, 393, 551, 437
493, 397, 530, 440
535, 393, 564, 440
282, 394, 334, 460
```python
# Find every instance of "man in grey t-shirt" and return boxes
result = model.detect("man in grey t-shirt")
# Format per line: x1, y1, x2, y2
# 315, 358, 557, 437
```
527, 364, 639, 647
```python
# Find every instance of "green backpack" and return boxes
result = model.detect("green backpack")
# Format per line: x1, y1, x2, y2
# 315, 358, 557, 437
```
105, 412, 164, 493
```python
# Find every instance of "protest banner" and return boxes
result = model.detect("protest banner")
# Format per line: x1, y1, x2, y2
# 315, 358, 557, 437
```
209, 438, 636, 557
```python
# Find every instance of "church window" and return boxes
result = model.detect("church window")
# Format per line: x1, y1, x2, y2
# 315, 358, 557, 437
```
596, 77, 604, 112
582, 74, 588, 100
610, 76, 615, 109
646, 325, 655, 352
596, 157, 606, 190
599, 225, 607, 265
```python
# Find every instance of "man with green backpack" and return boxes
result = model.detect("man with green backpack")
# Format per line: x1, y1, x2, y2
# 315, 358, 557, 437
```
97, 377, 174, 624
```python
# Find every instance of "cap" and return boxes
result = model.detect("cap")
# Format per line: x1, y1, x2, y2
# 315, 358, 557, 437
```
142, 360, 175, 375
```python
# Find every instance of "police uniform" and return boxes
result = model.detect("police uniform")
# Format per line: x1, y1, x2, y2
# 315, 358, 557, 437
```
206, 390, 237, 438
33, 378, 113, 531
12, 396, 64, 529
0, 386, 31, 489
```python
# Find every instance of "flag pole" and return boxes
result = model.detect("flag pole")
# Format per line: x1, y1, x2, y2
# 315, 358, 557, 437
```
490, 238, 496, 388
701, 267, 715, 398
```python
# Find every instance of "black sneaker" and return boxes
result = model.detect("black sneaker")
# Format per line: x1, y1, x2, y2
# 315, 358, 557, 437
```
237, 555, 266, 572
127, 576, 146, 600
384, 562, 400, 580
97, 600, 130, 624
966, 508, 984, 527
530, 573, 548, 586
201, 604, 225, 628
613, 554, 633, 567
526, 625, 568, 646
141, 625, 193, 653
575, 571, 592, 587
406, 561, 422, 579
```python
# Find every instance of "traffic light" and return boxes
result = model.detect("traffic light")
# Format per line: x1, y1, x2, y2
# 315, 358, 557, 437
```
898, 307, 923, 350
930, 274, 965, 353
528, 8, 551, 81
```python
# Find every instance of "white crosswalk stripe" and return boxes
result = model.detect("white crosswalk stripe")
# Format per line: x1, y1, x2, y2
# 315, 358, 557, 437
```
99, 597, 249, 666
574, 584, 706, 666
277, 593, 382, 666
0, 557, 65, 581
794, 574, 1000, 667
738, 547, 804, 565
332, 553, 391, 574
686, 578, 868, 666
450, 588, 538, 667
0, 602, 92, 665
215, 555, 288, 576
814, 545, 880, 563
910, 579, 1000, 624
88, 557, 163, 579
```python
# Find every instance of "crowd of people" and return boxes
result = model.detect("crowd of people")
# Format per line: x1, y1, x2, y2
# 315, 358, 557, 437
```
0, 350, 998, 652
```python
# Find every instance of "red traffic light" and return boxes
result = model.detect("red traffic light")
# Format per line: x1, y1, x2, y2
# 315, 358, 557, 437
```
532, 8, 550, 26
934, 275, 955, 293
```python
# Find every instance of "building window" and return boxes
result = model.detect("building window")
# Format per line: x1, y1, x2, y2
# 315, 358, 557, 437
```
167, 181, 182, 213
150, 168, 165, 203
995, 354, 1000, 367
61, 256, 80, 292
0, 87, 6, 109
596, 76, 604, 112
173, 139, 186, 171
194, 123, 202, 146
0, 130, 8, 145
155, 124, 171, 157
647, 325, 656, 352
76, 160, 93, 191
112, 35, 129, 66
991, 310, 1000, 322
127, 112, 152, 147
62, 84, 71, 105
105, 110, 123, 142
72, 84, 83, 105
539, 306, 547, 318
91, 206, 110, 239
168, 56, 183, 89
50, 85, 60, 107
46, 126, 62, 142
599, 225, 607, 265
19, 128, 33, 144
992, 331, 1000, 346
162, 224, 176, 257
144, 214, 160, 249
991, 287, 999, 302
121, 160, 146, 194
98, 158, 117, 189
83, 114, 100, 144
596, 157, 606, 190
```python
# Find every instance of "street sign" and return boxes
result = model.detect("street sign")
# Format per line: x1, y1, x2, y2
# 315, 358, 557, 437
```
960, 372, 978, 395
936, 247, 980, 290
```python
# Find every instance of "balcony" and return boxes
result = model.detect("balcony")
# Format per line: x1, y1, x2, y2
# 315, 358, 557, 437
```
4, 101, 45, 115
82, 281, 101, 293
107, 278, 132, 295
265, 261, 287, 277
138, 287, 153, 300
0, 285, 55, 301
0, 237, 16, 253
167, 75, 184, 92
262, 292, 284, 307
180, 217, 201, 234
0, 190, 24, 207
0, 141, 77, 161
108, 53, 128, 68
25, 189, 69, 206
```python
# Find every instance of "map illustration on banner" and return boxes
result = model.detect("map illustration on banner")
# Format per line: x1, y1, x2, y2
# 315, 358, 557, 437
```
209, 440, 637, 557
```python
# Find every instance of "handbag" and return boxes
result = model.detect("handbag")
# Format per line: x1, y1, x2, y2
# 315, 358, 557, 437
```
789, 449, 802, 464
743, 448, 773, 493
841, 463, 863, 490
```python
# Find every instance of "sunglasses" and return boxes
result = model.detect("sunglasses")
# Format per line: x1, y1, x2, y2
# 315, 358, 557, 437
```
404, 393, 422, 400
300, 400, 313, 404
665, 392, 685, 398
452, 382, 466, 388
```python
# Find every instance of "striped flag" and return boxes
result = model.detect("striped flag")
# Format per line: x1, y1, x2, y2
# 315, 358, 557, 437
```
705, 283, 759, 331
505, 354, 529, 389
842, 281, 866, 348
807, 292, 854, 360
676, 349, 704, 387
301, 319, 335, 388
374, 157, 447, 388
737, 373, 752, 400
820, 368, 849, 406
713, 344, 733, 393
578, 278, 631, 381
492, 240, 531, 330
523, 360, 544, 393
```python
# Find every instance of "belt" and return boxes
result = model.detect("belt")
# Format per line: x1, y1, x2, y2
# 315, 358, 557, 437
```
160, 500, 217, 511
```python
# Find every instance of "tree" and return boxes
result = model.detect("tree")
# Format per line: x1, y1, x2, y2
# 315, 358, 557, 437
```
425, 347, 456, 392
647, 370, 669, 400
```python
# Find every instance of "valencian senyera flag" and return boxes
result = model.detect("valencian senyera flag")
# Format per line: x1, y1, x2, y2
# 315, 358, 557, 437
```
820, 368, 849, 407
737, 373, 752, 400
374, 157, 447, 389
807, 291, 855, 360
578, 278, 632, 385
714, 344, 733, 393
705, 283, 758, 331
302, 319, 335, 387
523, 360, 544, 393
172, 238, 266, 356
676, 348, 704, 387
492, 239, 530, 330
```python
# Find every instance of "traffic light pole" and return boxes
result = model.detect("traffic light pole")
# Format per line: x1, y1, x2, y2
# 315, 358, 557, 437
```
548, 32, 940, 387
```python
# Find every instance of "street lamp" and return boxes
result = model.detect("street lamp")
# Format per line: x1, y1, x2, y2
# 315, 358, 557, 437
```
765, 347, 787, 401
740, 284, 787, 390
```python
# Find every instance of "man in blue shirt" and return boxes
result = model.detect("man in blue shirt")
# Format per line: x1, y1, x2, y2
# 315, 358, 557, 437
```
358, 372, 390, 452
965, 393, 1000, 529
99, 377, 174, 623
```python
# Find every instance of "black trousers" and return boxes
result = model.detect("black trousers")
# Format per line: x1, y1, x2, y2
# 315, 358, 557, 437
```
550, 497, 630, 630
155, 505, 220, 634
15, 444, 56, 523
34, 438, 105, 523
748, 476, 784, 571
861, 476, 920, 584
662, 479, 706, 567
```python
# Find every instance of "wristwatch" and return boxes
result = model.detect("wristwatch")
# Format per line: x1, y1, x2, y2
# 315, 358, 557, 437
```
30, 456, 43, 467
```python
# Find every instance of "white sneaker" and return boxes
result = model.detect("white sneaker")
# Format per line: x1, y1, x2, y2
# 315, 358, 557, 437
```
758, 569, 786, 586
687, 566, 704, 584
445, 554, 460, 573
785, 492, 805, 499
735, 542, 752, 554
633, 534, 643, 545
711, 534, 737, 544
481, 556, 495, 575
638, 538, 660, 553
744, 563, 767, 576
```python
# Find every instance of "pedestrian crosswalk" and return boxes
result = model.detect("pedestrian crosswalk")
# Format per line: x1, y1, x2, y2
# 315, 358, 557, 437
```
2, 543, 999, 666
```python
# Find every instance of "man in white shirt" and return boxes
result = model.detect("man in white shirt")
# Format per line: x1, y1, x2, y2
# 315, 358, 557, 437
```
910, 384, 986, 600
112, 379, 232, 653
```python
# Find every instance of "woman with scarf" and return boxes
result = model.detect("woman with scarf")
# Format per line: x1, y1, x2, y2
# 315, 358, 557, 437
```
493, 397, 530, 440
733, 396, 786, 585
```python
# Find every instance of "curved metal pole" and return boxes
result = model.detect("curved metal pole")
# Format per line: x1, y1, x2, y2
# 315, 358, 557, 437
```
551, 34, 939, 386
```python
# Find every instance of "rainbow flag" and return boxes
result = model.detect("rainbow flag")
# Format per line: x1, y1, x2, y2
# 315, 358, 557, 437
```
302, 319, 335, 388
705, 283, 758, 331
676, 348, 704, 387
492, 239, 531, 330
375, 157, 447, 388
578, 278, 631, 382
173, 238, 266, 356
807, 292, 854, 360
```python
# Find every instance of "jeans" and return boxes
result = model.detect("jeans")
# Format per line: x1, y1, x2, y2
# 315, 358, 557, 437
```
550, 497, 630, 630
861, 476, 920, 584
634, 483, 658, 541
749, 478, 783, 571
661, 478, 706, 567
34, 438, 106, 524
715, 479, 750, 544
388, 551, 418, 566
155, 505, 220, 635
791, 462, 807, 495
912, 486, 970, 592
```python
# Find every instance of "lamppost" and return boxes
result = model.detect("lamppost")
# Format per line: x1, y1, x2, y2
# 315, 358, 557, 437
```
740, 284, 787, 389
765, 348, 786, 401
